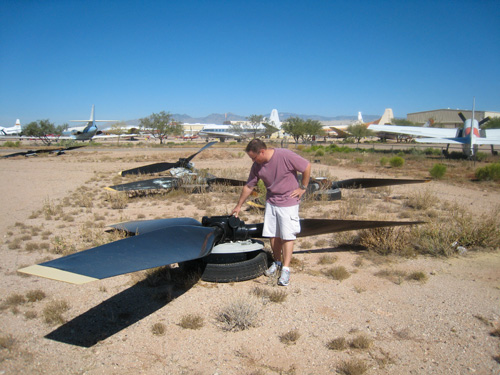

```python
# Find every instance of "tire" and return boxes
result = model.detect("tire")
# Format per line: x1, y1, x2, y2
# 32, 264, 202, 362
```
184, 250, 269, 283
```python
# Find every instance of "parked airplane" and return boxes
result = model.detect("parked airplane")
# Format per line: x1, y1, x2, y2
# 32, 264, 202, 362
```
0, 119, 22, 135
62, 105, 117, 141
323, 110, 393, 138
368, 101, 500, 156
199, 109, 281, 141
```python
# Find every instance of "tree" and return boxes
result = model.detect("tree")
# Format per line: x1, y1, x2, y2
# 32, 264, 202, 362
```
23, 119, 67, 145
347, 124, 375, 144
262, 122, 279, 138
302, 119, 324, 142
281, 117, 324, 144
109, 121, 127, 144
281, 117, 305, 144
482, 117, 500, 129
247, 114, 265, 139
139, 111, 183, 144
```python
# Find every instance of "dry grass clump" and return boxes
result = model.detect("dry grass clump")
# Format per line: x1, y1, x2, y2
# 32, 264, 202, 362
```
279, 329, 300, 345
322, 266, 350, 281
318, 254, 338, 265
358, 226, 412, 256
179, 314, 204, 330
151, 322, 166, 335
250, 287, 287, 303
1, 293, 26, 311
406, 271, 428, 283
42, 299, 70, 325
350, 334, 373, 349
216, 297, 259, 331
404, 188, 437, 211
0, 334, 16, 350
326, 337, 347, 350
337, 358, 369, 375
374, 269, 408, 285
26, 289, 46, 302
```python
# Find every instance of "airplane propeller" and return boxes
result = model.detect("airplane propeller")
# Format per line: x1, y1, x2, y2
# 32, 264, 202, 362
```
19, 215, 424, 284
2, 145, 85, 158
119, 141, 217, 176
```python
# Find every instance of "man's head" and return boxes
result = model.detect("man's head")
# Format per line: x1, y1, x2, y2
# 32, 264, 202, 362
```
246, 139, 268, 164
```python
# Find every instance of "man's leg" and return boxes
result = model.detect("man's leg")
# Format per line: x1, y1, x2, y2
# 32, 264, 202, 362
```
281, 239, 294, 268
270, 237, 283, 262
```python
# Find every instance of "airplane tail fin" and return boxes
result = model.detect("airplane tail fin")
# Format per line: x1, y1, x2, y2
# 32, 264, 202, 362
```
378, 108, 394, 125
269, 109, 281, 129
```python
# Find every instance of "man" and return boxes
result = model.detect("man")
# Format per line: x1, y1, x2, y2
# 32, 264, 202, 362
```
232, 139, 311, 286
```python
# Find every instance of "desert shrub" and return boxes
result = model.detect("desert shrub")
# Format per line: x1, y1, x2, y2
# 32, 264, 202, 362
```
268, 290, 287, 303
179, 314, 204, 330
407, 271, 428, 283
358, 226, 411, 256
216, 298, 259, 331
322, 266, 350, 281
404, 188, 437, 210
389, 156, 405, 168
475, 162, 500, 181
315, 149, 325, 157
43, 300, 70, 325
318, 255, 338, 265
151, 322, 166, 335
279, 329, 300, 345
338, 358, 368, 375
326, 337, 347, 350
430, 163, 447, 179
26, 289, 46, 302
350, 334, 372, 349
379, 157, 388, 166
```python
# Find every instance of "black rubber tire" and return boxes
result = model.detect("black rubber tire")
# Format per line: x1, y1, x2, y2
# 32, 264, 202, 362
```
195, 250, 269, 283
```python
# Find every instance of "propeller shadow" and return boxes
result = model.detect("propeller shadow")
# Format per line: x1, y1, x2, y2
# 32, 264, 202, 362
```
45, 267, 199, 347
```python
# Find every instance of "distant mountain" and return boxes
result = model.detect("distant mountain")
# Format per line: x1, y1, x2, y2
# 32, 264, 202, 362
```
122, 111, 381, 126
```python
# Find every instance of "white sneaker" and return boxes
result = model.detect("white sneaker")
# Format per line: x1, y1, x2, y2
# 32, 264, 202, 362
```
278, 268, 290, 286
264, 262, 279, 277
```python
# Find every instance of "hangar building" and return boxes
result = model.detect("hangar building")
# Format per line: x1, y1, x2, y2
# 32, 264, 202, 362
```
407, 109, 500, 128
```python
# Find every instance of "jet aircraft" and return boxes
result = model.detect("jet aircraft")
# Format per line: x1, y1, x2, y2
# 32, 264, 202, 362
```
0, 119, 22, 135
62, 105, 118, 141
199, 109, 281, 141
368, 101, 500, 156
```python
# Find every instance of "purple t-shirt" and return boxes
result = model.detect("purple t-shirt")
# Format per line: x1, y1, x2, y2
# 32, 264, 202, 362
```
246, 148, 310, 207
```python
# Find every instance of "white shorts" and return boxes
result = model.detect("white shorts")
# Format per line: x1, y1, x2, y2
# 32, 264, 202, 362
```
262, 203, 301, 240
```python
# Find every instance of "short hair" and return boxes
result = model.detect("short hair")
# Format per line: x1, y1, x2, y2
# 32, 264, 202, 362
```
245, 139, 267, 153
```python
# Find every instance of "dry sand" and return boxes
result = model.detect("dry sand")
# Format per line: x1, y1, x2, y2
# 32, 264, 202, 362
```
0, 144, 499, 374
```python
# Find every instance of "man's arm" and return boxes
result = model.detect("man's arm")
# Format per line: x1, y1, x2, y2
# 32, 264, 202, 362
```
290, 162, 311, 199
231, 184, 255, 217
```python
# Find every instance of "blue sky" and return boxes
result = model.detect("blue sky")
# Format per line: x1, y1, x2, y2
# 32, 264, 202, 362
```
1, 0, 499, 126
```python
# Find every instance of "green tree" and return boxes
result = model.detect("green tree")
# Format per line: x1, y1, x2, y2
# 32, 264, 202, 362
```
481, 117, 500, 129
303, 119, 324, 142
23, 119, 66, 145
262, 122, 279, 137
347, 124, 375, 144
139, 111, 182, 144
282, 117, 305, 144
247, 114, 265, 139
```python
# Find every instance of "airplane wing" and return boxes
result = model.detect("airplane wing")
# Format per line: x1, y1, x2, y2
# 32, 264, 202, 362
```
368, 124, 458, 138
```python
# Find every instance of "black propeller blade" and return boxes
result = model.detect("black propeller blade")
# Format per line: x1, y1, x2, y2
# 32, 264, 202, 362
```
18, 224, 217, 284
479, 117, 490, 127
2, 145, 85, 158
106, 177, 180, 192
119, 141, 217, 176
458, 112, 467, 123
332, 178, 430, 189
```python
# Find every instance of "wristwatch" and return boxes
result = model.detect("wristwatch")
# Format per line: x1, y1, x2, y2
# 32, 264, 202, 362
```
299, 182, 308, 190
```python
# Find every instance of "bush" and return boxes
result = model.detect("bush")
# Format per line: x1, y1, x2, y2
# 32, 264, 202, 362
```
430, 163, 447, 179
379, 157, 388, 166
475, 163, 500, 181
389, 156, 405, 168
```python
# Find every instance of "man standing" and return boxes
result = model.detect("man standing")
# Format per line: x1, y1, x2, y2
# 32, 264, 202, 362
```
232, 139, 311, 286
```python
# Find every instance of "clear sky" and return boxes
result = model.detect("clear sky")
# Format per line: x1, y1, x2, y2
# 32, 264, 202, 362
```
1, 0, 499, 126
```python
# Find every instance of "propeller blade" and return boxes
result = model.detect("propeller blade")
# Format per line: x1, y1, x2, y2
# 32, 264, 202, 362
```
18, 225, 216, 284
458, 112, 467, 123
119, 162, 178, 177
297, 219, 424, 237
479, 117, 490, 127
106, 177, 179, 192
245, 219, 424, 239
109, 217, 202, 235
184, 141, 217, 164
332, 178, 430, 189
119, 142, 217, 176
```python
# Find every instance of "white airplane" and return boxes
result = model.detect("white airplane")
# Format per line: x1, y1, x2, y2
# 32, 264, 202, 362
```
368, 100, 500, 156
324, 109, 393, 138
0, 119, 22, 135
198, 109, 281, 141
62, 105, 117, 141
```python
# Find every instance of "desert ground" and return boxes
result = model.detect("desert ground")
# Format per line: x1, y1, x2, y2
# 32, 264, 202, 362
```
0, 141, 499, 374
